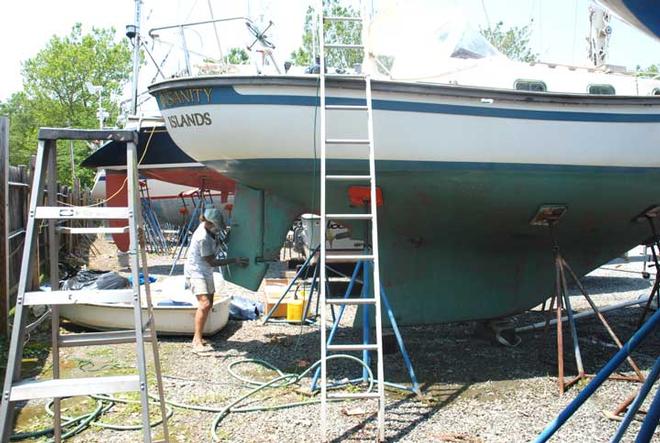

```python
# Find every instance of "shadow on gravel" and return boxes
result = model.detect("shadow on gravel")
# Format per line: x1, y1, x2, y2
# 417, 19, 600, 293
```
574, 275, 652, 294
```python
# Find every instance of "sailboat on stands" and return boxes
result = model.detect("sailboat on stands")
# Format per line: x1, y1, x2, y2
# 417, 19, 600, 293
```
147, 5, 660, 325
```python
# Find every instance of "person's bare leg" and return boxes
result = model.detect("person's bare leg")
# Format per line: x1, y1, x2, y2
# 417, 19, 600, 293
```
193, 294, 212, 347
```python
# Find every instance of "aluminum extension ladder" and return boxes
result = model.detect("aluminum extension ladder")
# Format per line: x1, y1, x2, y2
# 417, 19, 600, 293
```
0, 128, 169, 442
317, 2, 387, 441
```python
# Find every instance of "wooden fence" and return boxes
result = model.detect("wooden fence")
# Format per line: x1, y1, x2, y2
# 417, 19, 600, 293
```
1, 117, 93, 337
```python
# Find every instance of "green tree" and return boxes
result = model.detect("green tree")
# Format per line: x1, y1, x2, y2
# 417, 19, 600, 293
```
290, 0, 361, 70
480, 21, 539, 63
0, 23, 132, 187
636, 64, 659, 78
226, 47, 249, 64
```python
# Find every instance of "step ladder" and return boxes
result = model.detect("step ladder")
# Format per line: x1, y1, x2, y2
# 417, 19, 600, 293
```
0, 128, 170, 443
317, 3, 386, 441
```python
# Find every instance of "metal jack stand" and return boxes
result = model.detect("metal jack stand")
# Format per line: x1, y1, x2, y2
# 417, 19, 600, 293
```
169, 187, 217, 275
607, 205, 660, 422
0, 129, 169, 443
535, 309, 660, 443
531, 205, 645, 395
310, 258, 422, 397
262, 246, 321, 325
635, 207, 660, 328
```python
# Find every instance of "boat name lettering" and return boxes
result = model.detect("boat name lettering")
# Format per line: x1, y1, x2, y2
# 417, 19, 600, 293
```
158, 88, 213, 108
168, 112, 213, 128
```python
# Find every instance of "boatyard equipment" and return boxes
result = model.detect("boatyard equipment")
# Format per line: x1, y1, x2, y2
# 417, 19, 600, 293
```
535, 308, 660, 443
633, 206, 660, 328
317, 2, 388, 439
531, 205, 645, 394
0, 128, 169, 443
169, 187, 219, 275
310, 258, 421, 396
139, 180, 170, 254
262, 246, 321, 324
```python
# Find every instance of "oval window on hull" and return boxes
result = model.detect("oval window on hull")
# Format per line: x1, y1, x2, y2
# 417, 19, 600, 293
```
653, 88, 660, 96
514, 80, 547, 92
588, 84, 616, 95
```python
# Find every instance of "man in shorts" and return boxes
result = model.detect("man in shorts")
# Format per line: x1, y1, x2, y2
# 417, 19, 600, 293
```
185, 207, 248, 352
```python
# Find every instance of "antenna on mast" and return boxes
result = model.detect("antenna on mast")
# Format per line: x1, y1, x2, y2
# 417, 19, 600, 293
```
127, 0, 142, 115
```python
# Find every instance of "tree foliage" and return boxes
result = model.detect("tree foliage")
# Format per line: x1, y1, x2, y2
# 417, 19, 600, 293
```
290, 0, 362, 69
636, 64, 659, 78
0, 24, 132, 187
480, 21, 539, 63
226, 47, 250, 65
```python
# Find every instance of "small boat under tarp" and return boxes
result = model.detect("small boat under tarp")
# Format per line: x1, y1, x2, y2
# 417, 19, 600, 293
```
60, 274, 230, 336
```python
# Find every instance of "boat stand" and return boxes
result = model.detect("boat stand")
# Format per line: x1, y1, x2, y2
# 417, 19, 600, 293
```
606, 206, 660, 421
635, 208, 660, 328
531, 206, 645, 394
139, 180, 170, 254
535, 309, 660, 443
262, 246, 321, 325
309, 259, 422, 397
169, 187, 216, 275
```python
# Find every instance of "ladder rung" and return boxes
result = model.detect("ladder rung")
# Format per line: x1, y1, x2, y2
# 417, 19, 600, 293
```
327, 392, 381, 400
323, 16, 362, 22
326, 298, 377, 305
326, 213, 373, 220
35, 206, 130, 220
59, 330, 152, 347
326, 139, 370, 145
324, 44, 364, 50
10, 375, 140, 401
327, 344, 379, 352
23, 289, 134, 306
325, 105, 368, 111
325, 254, 374, 262
326, 175, 371, 181
57, 226, 129, 234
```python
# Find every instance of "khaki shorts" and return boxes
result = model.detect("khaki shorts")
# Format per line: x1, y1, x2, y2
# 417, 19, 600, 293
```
186, 276, 215, 296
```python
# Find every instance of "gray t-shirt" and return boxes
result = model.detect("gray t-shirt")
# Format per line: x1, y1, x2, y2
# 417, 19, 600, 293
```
184, 224, 218, 279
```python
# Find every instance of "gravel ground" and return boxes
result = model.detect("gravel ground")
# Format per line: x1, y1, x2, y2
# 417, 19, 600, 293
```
10, 240, 660, 442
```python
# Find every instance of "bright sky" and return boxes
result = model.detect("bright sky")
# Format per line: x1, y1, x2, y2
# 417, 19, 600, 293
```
0, 0, 658, 103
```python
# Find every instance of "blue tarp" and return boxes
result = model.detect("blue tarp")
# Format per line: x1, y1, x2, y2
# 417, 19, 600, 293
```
229, 296, 263, 321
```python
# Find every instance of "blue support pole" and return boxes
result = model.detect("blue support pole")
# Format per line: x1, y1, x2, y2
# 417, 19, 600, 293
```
262, 247, 319, 324
636, 382, 660, 443
612, 357, 660, 442
362, 260, 371, 383
311, 261, 364, 391
380, 285, 421, 395
535, 308, 660, 443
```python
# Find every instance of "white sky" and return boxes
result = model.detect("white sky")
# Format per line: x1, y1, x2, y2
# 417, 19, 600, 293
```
0, 0, 658, 104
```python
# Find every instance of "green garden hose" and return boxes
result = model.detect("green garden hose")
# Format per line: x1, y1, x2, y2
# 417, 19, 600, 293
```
10, 354, 402, 442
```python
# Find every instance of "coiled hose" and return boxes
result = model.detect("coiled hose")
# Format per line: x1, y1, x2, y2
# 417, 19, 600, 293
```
10, 354, 394, 442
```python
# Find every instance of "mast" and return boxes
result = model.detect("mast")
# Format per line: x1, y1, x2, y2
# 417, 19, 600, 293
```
130, 0, 142, 115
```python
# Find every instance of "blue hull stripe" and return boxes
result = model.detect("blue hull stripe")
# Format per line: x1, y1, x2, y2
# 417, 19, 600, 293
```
156, 86, 660, 123
205, 158, 660, 175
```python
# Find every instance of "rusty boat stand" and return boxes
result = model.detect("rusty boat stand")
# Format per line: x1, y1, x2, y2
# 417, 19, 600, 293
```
532, 206, 645, 395
607, 206, 660, 421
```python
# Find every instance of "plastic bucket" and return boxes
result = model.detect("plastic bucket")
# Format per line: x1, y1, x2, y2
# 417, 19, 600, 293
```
286, 298, 309, 322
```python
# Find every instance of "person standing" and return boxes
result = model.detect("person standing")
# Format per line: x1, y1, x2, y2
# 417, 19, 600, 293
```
185, 207, 247, 352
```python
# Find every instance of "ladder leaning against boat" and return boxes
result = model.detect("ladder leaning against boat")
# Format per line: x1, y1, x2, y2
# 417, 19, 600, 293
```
317, 1, 387, 441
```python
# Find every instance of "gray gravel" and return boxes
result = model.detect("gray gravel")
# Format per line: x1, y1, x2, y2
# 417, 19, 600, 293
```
11, 243, 660, 442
